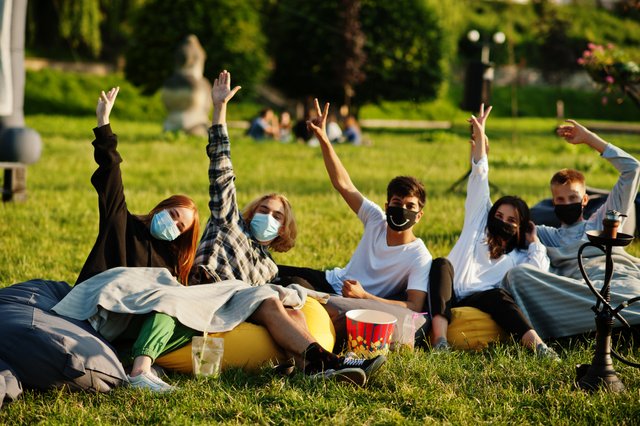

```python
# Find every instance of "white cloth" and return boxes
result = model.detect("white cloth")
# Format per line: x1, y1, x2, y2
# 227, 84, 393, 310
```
325, 198, 432, 297
447, 155, 550, 300
52, 267, 328, 341
0, 0, 13, 116
537, 143, 640, 247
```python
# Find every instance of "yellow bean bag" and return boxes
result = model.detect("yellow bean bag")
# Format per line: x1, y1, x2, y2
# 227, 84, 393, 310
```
156, 297, 335, 373
446, 307, 509, 350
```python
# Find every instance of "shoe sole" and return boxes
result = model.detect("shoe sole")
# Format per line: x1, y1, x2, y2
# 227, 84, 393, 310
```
363, 355, 386, 379
330, 369, 367, 387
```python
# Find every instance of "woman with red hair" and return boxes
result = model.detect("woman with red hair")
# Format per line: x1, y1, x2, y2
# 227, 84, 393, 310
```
77, 87, 200, 391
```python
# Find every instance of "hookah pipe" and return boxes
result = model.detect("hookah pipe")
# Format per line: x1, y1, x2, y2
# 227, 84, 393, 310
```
577, 210, 639, 391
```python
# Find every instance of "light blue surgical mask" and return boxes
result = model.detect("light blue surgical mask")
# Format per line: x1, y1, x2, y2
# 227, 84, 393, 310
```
250, 213, 281, 242
150, 210, 181, 241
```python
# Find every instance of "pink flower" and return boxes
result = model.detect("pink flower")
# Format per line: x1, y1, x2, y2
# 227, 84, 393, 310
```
583, 50, 592, 58
605, 75, 615, 84
588, 42, 597, 50
577, 58, 586, 65
601, 96, 608, 106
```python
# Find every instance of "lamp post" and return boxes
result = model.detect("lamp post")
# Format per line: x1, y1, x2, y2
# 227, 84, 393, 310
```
461, 30, 505, 112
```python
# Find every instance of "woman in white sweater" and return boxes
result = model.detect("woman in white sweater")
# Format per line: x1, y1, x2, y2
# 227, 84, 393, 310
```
427, 105, 558, 359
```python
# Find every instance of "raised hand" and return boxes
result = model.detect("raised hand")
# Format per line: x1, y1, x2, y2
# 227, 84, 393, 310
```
211, 70, 241, 105
96, 87, 120, 127
468, 103, 492, 160
556, 119, 590, 145
306, 98, 330, 140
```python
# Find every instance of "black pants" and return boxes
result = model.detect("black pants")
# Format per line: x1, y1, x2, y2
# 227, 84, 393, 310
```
276, 265, 337, 294
429, 257, 533, 339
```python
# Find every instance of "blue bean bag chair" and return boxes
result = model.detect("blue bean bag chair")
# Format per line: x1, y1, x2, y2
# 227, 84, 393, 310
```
0, 279, 127, 395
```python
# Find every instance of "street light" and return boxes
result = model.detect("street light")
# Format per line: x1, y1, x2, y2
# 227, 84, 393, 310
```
461, 30, 506, 112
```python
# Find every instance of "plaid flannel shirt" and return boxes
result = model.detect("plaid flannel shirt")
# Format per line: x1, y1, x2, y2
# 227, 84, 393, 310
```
191, 125, 278, 285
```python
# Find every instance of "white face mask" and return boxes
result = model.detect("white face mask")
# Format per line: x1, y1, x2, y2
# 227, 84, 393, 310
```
150, 210, 181, 241
250, 213, 281, 242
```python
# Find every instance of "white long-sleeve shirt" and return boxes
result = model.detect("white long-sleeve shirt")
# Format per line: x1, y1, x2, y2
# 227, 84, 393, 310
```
447, 155, 550, 300
537, 143, 640, 247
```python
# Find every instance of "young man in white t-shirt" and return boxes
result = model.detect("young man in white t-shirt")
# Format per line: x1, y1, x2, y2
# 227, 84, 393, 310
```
277, 99, 433, 313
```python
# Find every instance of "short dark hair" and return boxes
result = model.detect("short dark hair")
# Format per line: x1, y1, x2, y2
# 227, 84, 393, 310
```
386, 176, 426, 209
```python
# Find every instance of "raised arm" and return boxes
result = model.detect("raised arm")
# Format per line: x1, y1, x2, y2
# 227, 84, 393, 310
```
556, 119, 607, 154
307, 99, 363, 214
559, 120, 640, 227
91, 87, 126, 223
207, 71, 242, 224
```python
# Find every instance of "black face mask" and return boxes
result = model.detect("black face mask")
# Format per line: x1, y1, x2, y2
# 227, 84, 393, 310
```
386, 206, 418, 231
487, 216, 518, 241
554, 202, 583, 225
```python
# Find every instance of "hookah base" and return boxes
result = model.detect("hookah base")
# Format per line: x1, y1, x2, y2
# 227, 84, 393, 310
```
576, 363, 625, 393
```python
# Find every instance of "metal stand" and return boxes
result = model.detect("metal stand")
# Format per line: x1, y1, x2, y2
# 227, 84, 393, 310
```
576, 230, 634, 392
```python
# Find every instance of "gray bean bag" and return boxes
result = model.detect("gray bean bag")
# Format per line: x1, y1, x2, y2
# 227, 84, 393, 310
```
0, 360, 21, 409
0, 279, 127, 393
324, 296, 429, 351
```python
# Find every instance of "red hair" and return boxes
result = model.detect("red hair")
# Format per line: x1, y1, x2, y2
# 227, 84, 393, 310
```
138, 195, 200, 285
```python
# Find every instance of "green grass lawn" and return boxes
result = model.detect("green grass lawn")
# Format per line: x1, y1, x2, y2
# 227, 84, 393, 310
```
1, 114, 640, 423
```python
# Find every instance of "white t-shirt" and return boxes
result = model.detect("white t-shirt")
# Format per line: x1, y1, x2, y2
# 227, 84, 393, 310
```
447, 155, 550, 300
325, 198, 432, 297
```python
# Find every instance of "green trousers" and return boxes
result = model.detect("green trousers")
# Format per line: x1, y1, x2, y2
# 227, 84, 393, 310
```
118, 312, 199, 364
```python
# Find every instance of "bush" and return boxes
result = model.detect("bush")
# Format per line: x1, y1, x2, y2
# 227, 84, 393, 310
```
124, 0, 268, 96
24, 69, 165, 120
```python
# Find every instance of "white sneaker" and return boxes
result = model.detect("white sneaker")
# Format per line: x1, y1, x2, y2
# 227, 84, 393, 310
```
536, 343, 561, 362
127, 371, 176, 393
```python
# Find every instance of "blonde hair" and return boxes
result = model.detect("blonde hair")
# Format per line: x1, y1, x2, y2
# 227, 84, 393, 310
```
242, 193, 297, 252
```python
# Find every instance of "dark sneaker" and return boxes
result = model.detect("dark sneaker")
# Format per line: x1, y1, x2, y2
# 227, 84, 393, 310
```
272, 360, 296, 377
309, 367, 367, 386
339, 354, 386, 380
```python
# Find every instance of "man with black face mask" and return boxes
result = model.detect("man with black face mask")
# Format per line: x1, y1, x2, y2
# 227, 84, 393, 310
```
536, 120, 640, 247
276, 99, 433, 314
503, 120, 640, 340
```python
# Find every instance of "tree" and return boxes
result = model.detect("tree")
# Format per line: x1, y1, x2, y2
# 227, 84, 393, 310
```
357, 0, 447, 103
269, 0, 450, 107
125, 0, 268, 95
27, 0, 103, 58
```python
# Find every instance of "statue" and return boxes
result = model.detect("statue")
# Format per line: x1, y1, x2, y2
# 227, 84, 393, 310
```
161, 35, 212, 136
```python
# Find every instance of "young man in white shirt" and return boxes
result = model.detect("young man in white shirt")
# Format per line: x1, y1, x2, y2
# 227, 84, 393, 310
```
277, 99, 433, 313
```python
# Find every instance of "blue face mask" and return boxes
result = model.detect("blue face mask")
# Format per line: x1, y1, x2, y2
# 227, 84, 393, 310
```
250, 213, 282, 242
150, 210, 181, 241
